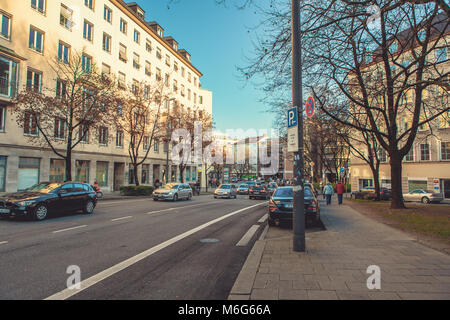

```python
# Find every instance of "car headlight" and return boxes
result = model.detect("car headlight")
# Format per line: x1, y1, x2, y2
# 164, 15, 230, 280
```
17, 200, 36, 206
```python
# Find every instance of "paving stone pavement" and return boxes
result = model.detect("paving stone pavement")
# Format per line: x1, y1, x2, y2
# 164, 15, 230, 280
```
229, 201, 450, 300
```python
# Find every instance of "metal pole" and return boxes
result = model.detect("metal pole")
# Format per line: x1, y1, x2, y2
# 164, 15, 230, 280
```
166, 102, 170, 184
292, 0, 305, 252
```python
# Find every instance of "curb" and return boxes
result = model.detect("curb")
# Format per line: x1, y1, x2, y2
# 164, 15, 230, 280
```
228, 226, 268, 300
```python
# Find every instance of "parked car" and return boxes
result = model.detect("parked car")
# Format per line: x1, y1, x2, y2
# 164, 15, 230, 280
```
268, 186, 320, 227
214, 184, 237, 199
237, 184, 249, 195
403, 189, 444, 204
351, 187, 376, 199
0, 182, 97, 221
365, 188, 392, 201
153, 183, 193, 201
249, 185, 269, 200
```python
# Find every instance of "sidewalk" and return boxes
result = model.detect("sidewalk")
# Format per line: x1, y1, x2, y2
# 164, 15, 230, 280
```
229, 201, 450, 300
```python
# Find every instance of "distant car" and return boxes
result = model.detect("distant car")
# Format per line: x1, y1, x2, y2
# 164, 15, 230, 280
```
214, 184, 237, 199
365, 188, 392, 201
249, 185, 269, 200
231, 177, 238, 183
0, 182, 97, 221
153, 183, 193, 201
268, 186, 320, 227
246, 181, 256, 188
403, 189, 444, 204
237, 184, 249, 195
352, 187, 376, 199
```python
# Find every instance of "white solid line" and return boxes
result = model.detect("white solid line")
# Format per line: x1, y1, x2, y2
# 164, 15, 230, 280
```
258, 214, 268, 223
111, 216, 133, 222
44, 202, 266, 300
236, 225, 260, 247
0, 241, 8, 245
52, 225, 88, 234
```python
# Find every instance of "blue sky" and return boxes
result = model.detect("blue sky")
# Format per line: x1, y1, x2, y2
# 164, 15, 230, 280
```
139, 0, 275, 132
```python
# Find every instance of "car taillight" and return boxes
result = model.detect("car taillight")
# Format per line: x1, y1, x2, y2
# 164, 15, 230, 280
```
249, 189, 253, 192
268, 199, 278, 212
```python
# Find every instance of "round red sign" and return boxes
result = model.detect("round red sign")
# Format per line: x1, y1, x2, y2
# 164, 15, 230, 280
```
306, 96, 315, 118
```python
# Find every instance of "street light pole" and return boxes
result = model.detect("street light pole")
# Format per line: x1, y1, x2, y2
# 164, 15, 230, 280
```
291, 0, 305, 252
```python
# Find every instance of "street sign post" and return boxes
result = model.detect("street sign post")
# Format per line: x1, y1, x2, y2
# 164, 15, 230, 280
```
287, 107, 299, 153
305, 96, 315, 118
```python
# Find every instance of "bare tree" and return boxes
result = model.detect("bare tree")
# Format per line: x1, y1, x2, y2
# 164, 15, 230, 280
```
13, 51, 118, 181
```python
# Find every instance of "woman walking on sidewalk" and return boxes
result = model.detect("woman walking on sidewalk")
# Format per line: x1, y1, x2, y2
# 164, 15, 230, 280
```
336, 181, 344, 205
324, 183, 334, 205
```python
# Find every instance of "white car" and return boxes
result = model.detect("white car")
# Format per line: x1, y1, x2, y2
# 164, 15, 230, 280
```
403, 189, 444, 204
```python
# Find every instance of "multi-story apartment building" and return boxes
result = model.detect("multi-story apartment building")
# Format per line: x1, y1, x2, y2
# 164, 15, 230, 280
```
0, 0, 212, 193
349, 15, 449, 198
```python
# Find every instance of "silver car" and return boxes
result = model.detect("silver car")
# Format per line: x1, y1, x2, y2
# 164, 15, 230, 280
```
403, 189, 444, 204
153, 183, 193, 201
214, 184, 237, 199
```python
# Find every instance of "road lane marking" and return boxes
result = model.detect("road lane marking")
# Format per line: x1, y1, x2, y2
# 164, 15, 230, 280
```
258, 214, 268, 223
52, 225, 88, 234
111, 216, 133, 222
236, 225, 260, 247
0, 241, 8, 245
44, 202, 266, 300
99, 199, 152, 206
144, 201, 225, 215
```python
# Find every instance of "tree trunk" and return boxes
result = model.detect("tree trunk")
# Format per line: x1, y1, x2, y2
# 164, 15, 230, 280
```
389, 154, 406, 209
65, 146, 72, 182
179, 166, 185, 183
133, 163, 140, 186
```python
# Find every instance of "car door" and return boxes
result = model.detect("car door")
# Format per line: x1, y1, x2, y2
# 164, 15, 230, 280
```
72, 183, 87, 210
182, 184, 189, 198
57, 183, 75, 212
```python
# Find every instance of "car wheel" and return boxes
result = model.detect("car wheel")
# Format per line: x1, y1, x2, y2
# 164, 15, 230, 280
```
268, 218, 275, 227
153, 198, 158, 201
188, 193, 192, 200
84, 199, 95, 214
97, 192, 103, 199
422, 197, 430, 204
173, 194, 178, 202
34, 204, 48, 221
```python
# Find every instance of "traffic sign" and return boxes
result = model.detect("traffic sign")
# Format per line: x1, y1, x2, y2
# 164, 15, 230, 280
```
305, 96, 315, 118
287, 107, 299, 152
288, 107, 298, 128
340, 168, 345, 173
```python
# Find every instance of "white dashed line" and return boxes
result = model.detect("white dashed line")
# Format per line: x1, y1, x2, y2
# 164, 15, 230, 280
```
236, 225, 261, 247
44, 202, 266, 300
145, 202, 222, 215
111, 216, 133, 222
52, 225, 88, 234
258, 214, 268, 223
0, 241, 8, 245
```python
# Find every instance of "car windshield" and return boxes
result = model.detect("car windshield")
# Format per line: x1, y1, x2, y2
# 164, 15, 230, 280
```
164, 184, 179, 190
239, 184, 248, 188
220, 185, 231, 189
274, 188, 293, 197
25, 182, 61, 194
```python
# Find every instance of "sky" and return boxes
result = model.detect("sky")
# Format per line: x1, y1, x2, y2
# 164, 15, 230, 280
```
138, 0, 275, 134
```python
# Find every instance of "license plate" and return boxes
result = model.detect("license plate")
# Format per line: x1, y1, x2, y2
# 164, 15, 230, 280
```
0, 208, 10, 214
285, 204, 293, 208
254, 192, 259, 194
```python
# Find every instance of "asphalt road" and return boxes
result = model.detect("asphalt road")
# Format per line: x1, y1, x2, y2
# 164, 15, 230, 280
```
0, 195, 269, 300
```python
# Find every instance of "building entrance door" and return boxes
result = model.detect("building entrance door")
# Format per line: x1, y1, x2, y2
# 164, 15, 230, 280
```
443, 179, 450, 199
113, 162, 125, 191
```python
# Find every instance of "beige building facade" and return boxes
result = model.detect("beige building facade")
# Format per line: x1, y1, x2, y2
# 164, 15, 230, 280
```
0, 0, 212, 193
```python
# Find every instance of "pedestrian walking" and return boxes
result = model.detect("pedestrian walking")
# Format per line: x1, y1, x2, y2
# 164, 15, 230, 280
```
336, 181, 345, 205
154, 179, 160, 190
195, 180, 201, 196
323, 183, 334, 205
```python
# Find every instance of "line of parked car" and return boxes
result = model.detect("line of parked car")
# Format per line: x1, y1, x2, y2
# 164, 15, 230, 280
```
351, 187, 444, 204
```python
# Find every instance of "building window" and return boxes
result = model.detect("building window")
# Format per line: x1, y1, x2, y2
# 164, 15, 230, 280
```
0, 55, 18, 98
419, 143, 430, 161
120, 18, 127, 34
102, 33, 111, 53
133, 53, 140, 69
99, 127, 108, 145
101, 63, 110, 77
83, 20, 93, 41
194, 77, 197, 86
378, 149, 387, 163
84, 0, 94, 10
49, 158, 65, 182
75, 160, 90, 182
1, 13, 11, 39
145, 61, 151, 76
173, 79, 178, 92
154, 141, 159, 153
29, 27, 44, 53
405, 146, 414, 162
18, 157, 40, 191
24, 112, 38, 136
133, 29, 140, 44
119, 43, 127, 62
96, 161, 108, 187
60, 4, 73, 30
0, 105, 5, 132
181, 84, 185, 97
187, 89, 191, 100
54, 117, 66, 139
199, 96, 203, 104
79, 124, 89, 143
156, 47, 162, 60
104, 6, 112, 23
164, 74, 169, 87
56, 78, 67, 98
441, 142, 450, 161
188, 72, 191, 83
31, 0, 46, 14
193, 93, 197, 104
143, 136, 149, 150
156, 68, 162, 82
58, 42, 70, 64
181, 67, 185, 77
141, 164, 149, 184
118, 72, 126, 88
116, 131, 123, 147
26, 69, 42, 92
174, 61, 178, 72
81, 54, 92, 72
0, 156, 6, 191
165, 55, 170, 66
146, 40, 152, 53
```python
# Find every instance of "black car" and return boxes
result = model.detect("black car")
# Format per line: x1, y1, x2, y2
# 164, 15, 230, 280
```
249, 185, 269, 200
0, 182, 97, 221
268, 186, 320, 227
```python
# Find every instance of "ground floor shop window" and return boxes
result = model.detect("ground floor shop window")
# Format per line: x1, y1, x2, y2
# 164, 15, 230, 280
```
185, 167, 191, 182
408, 180, 427, 192
359, 179, 373, 190
129, 166, 135, 185
18, 157, 40, 190
75, 160, 90, 182
50, 159, 65, 182
96, 161, 108, 187
0, 156, 6, 191
141, 164, 149, 184
192, 168, 197, 181
171, 166, 176, 182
